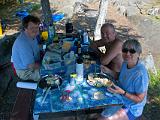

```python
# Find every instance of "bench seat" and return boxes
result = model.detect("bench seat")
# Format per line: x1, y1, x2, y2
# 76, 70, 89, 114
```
10, 88, 35, 120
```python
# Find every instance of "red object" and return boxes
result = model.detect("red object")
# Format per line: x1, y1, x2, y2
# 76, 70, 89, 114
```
65, 90, 71, 93
11, 63, 17, 76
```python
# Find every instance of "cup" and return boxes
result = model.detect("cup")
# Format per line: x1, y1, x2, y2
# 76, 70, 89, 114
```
41, 31, 48, 41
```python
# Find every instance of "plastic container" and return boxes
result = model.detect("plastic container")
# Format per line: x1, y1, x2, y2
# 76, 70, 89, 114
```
52, 13, 64, 22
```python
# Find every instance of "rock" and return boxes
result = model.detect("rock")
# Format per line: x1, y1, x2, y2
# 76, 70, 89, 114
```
141, 52, 157, 75
117, 5, 127, 16
126, 6, 139, 16
50, 0, 77, 18
73, 2, 88, 14
85, 9, 98, 17
147, 8, 160, 16
75, 0, 98, 3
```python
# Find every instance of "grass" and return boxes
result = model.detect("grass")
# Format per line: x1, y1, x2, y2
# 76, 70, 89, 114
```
28, 3, 41, 12
148, 70, 160, 100
147, 15, 160, 23
143, 70, 160, 119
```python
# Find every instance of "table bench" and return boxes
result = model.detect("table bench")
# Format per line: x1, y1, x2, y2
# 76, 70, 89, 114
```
10, 88, 35, 120
0, 62, 13, 97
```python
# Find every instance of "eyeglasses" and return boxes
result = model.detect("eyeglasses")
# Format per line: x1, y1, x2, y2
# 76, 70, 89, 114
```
122, 48, 136, 54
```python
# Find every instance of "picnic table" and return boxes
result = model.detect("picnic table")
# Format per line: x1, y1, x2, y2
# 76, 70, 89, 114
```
32, 37, 123, 120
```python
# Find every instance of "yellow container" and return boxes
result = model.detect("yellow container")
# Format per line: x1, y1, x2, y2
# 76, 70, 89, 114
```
41, 31, 48, 41
0, 22, 3, 36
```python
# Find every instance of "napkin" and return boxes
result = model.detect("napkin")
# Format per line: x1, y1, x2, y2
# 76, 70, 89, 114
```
16, 82, 37, 90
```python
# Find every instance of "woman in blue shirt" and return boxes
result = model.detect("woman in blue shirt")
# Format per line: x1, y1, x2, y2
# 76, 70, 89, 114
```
99, 39, 149, 120
12, 15, 40, 81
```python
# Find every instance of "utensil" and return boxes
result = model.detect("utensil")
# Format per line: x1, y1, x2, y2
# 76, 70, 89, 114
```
57, 82, 60, 91
41, 86, 51, 106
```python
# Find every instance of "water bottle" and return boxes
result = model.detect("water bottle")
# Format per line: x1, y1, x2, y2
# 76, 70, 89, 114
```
76, 56, 84, 84
48, 23, 54, 43
83, 31, 89, 44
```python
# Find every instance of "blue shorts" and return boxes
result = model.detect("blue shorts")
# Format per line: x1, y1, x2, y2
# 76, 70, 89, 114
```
101, 105, 139, 120
122, 106, 137, 120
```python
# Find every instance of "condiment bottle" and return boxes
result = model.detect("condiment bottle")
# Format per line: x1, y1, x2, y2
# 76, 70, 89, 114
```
70, 73, 77, 86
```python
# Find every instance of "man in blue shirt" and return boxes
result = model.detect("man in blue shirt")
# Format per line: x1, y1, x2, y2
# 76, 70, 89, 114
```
12, 15, 40, 81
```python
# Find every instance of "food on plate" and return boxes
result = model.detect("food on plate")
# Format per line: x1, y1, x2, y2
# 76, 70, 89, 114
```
93, 91, 104, 100
87, 73, 113, 87
46, 75, 61, 86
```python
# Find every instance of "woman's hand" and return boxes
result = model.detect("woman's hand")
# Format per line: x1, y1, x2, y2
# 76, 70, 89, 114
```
107, 84, 125, 95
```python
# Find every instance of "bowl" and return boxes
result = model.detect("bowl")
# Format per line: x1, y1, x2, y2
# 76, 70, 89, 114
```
38, 74, 62, 89
87, 73, 113, 88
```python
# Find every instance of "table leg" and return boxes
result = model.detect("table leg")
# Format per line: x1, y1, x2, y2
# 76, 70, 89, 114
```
33, 113, 39, 120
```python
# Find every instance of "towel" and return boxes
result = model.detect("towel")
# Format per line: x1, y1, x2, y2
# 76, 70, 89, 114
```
16, 82, 37, 90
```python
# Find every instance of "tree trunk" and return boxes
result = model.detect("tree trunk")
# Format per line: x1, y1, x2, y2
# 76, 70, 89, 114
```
94, 0, 108, 41
40, 0, 53, 28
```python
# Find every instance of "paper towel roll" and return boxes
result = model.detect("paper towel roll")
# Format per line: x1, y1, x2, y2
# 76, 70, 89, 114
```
16, 82, 37, 90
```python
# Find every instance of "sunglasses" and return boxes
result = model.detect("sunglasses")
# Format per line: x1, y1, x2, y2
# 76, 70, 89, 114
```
122, 48, 136, 54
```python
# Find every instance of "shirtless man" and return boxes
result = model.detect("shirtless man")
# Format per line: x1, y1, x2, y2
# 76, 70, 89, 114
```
90, 23, 123, 78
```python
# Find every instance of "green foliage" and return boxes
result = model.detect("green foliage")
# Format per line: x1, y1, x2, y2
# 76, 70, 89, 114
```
148, 70, 160, 101
148, 15, 160, 23
143, 70, 160, 119
29, 3, 41, 12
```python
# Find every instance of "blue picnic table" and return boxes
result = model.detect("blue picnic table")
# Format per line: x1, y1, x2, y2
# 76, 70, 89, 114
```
33, 39, 123, 120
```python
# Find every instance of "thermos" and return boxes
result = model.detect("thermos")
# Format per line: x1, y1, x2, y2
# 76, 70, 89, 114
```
65, 19, 73, 34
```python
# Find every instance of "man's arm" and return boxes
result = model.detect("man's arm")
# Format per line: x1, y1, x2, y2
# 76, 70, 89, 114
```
89, 39, 105, 56
100, 40, 122, 65
28, 62, 40, 70
101, 65, 119, 80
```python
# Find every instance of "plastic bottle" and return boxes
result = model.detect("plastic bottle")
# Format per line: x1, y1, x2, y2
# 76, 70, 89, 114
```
41, 23, 48, 42
77, 40, 82, 56
0, 20, 3, 36
83, 31, 89, 44
48, 23, 54, 43
53, 33, 59, 43
76, 56, 84, 84
70, 73, 77, 86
